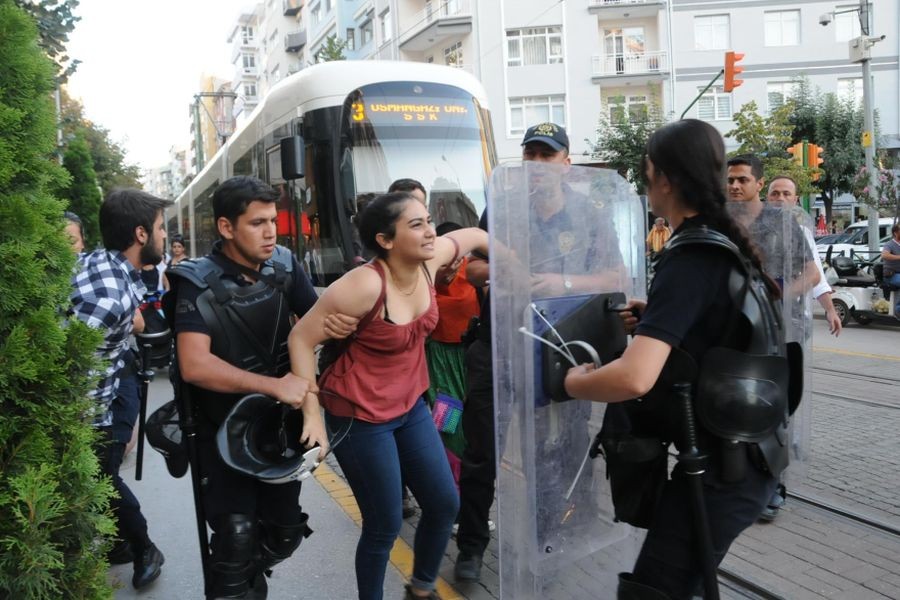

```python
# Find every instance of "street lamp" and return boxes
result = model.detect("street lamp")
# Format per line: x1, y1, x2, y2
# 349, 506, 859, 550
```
820, 0, 885, 254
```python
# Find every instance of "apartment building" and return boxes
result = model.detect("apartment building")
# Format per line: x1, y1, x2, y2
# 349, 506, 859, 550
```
671, 0, 899, 151
143, 145, 190, 200
188, 75, 236, 173
218, 0, 898, 163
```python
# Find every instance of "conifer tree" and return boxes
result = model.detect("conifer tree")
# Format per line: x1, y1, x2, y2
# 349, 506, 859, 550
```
0, 1, 114, 598
62, 132, 102, 247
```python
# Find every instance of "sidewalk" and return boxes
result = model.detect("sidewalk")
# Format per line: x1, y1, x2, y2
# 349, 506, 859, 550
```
110, 376, 406, 599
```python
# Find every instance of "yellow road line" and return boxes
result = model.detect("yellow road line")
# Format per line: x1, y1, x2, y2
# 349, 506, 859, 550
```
314, 463, 464, 600
812, 346, 900, 362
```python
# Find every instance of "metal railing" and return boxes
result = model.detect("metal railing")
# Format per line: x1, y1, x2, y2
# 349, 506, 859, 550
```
591, 50, 668, 77
589, 0, 664, 7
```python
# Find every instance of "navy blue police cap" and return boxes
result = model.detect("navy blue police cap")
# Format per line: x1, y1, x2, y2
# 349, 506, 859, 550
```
521, 122, 569, 152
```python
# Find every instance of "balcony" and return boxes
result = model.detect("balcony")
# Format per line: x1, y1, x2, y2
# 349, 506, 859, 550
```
236, 65, 259, 78
285, 30, 307, 53
283, 0, 302, 17
398, 0, 473, 52
591, 50, 669, 85
588, 0, 665, 19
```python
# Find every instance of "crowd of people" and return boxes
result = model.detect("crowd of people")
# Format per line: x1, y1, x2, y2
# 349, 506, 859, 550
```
62, 116, 896, 600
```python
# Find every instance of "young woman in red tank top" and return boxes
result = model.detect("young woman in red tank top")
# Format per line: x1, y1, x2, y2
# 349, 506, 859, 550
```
289, 192, 488, 600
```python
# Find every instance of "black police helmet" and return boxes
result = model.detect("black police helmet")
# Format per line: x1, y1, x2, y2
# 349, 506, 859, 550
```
217, 394, 319, 484
145, 399, 189, 478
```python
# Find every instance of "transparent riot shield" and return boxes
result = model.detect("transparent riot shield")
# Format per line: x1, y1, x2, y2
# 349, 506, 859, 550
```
727, 202, 815, 479
490, 163, 646, 598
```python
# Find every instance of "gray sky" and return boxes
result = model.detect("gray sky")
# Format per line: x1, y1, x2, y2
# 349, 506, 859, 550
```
66, 0, 249, 170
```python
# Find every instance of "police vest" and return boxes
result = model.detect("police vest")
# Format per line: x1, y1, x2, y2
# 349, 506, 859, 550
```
166, 246, 295, 424
654, 227, 800, 477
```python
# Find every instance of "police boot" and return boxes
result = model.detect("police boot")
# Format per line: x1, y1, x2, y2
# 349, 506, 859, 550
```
209, 514, 257, 599
256, 513, 313, 575
617, 573, 671, 600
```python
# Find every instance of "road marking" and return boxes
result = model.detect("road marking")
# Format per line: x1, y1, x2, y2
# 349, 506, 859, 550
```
314, 462, 464, 600
812, 346, 900, 362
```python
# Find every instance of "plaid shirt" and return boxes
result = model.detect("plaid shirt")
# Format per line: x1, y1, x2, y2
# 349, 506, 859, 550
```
70, 249, 146, 427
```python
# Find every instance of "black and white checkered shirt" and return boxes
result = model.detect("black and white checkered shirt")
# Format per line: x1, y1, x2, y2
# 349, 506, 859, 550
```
70, 249, 146, 427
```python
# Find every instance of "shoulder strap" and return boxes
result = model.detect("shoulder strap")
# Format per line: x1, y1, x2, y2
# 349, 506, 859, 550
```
362, 261, 388, 327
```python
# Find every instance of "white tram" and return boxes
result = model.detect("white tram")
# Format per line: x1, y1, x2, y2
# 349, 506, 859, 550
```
167, 60, 497, 285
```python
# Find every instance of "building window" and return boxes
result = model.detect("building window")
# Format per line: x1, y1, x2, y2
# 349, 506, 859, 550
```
835, 5, 862, 42
324, 0, 332, 13
242, 53, 256, 69
608, 94, 648, 124
506, 27, 563, 67
697, 86, 731, 120
241, 25, 255, 44
360, 19, 374, 46
425, 56, 434, 63
444, 41, 462, 66
837, 78, 863, 104
694, 14, 729, 50
346, 27, 355, 51
603, 27, 646, 73
764, 10, 800, 46
767, 81, 797, 113
380, 9, 392, 42
508, 95, 566, 136
311, 3, 321, 27
244, 83, 257, 98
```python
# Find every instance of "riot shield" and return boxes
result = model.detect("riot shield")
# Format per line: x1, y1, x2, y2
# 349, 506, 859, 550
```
490, 163, 646, 598
727, 202, 815, 478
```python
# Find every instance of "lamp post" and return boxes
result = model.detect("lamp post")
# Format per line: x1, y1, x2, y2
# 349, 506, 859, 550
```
821, 1, 885, 253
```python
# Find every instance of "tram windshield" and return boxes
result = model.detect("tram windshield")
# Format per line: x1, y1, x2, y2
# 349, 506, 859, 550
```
342, 81, 490, 229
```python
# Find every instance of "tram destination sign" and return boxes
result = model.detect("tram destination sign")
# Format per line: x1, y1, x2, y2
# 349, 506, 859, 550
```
350, 98, 477, 127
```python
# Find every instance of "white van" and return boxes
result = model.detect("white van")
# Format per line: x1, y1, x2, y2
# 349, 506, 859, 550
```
817, 218, 894, 258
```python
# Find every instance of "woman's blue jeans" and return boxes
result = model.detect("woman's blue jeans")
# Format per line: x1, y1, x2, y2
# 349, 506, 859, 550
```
326, 397, 459, 600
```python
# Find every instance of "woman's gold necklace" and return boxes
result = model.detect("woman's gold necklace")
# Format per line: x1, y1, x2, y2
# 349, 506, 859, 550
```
389, 268, 419, 296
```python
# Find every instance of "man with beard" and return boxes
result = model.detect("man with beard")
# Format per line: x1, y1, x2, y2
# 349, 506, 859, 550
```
70, 189, 171, 589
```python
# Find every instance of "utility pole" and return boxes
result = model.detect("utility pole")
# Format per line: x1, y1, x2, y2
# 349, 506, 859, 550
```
190, 91, 238, 174
823, 1, 885, 254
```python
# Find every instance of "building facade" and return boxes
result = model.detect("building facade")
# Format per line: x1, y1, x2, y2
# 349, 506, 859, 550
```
216, 0, 898, 164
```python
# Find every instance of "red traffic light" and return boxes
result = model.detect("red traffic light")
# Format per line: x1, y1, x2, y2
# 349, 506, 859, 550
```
724, 51, 745, 93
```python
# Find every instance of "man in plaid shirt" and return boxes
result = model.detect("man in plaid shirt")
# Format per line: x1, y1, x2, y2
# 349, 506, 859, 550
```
70, 189, 170, 590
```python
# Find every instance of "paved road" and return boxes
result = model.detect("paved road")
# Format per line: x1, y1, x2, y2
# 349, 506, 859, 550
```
112, 318, 899, 599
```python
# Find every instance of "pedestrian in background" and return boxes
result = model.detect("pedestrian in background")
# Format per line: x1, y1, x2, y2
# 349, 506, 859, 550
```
646, 216, 671, 256
70, 189, 170, 590
882, 223, 900, 317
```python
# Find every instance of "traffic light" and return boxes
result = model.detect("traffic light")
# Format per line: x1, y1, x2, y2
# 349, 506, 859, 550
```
807, 144, 824, 181
788, 143, 804, 164
724, 51, 745, 92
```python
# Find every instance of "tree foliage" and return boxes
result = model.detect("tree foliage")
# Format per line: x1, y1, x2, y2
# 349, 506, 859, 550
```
61, 132, 101, 246
586, 100, 666, 194
0, 2, 114, 597
59, 91, 142, 196
318, 34, 348, 62
12, 0, 80, 81
725, 100, 818, 197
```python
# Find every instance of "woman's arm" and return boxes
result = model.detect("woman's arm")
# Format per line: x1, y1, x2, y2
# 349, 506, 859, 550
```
564, 335, 671, 403
288, 267, 381, 458
428, 228, 489, 272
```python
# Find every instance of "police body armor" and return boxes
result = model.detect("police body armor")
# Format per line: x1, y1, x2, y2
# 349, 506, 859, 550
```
655, 227, 799, 479
166, 245, 295, 426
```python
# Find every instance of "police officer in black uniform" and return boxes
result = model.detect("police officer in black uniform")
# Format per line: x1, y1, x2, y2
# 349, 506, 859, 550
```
168, 176, 354, 599
565, 120, 792, 600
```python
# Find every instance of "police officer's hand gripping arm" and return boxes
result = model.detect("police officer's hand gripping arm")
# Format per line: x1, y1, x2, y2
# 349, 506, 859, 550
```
178, 332, 319, 408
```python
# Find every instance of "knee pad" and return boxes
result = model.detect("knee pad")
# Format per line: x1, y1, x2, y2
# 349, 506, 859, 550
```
257, 512, 313, 572
209, 514, 256, 597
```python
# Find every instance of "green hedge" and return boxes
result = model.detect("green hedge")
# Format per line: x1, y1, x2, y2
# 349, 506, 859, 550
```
0, 1, 115, 598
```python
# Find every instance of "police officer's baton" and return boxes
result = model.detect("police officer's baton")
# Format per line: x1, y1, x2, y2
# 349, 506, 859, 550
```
134, 340, 155, 481
673, 382, 720, 600
176, 378, 212, 595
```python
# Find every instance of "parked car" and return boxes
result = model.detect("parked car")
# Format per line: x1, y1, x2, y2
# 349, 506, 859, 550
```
817, 218, 895, 258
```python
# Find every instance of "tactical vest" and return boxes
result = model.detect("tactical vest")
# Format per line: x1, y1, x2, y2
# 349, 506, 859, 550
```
653, 227, 800, 479
166, 246, 295, 425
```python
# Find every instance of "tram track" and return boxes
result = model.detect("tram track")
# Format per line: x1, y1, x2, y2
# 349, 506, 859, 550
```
810, 365, 900, 388
810, 366, 900, 410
